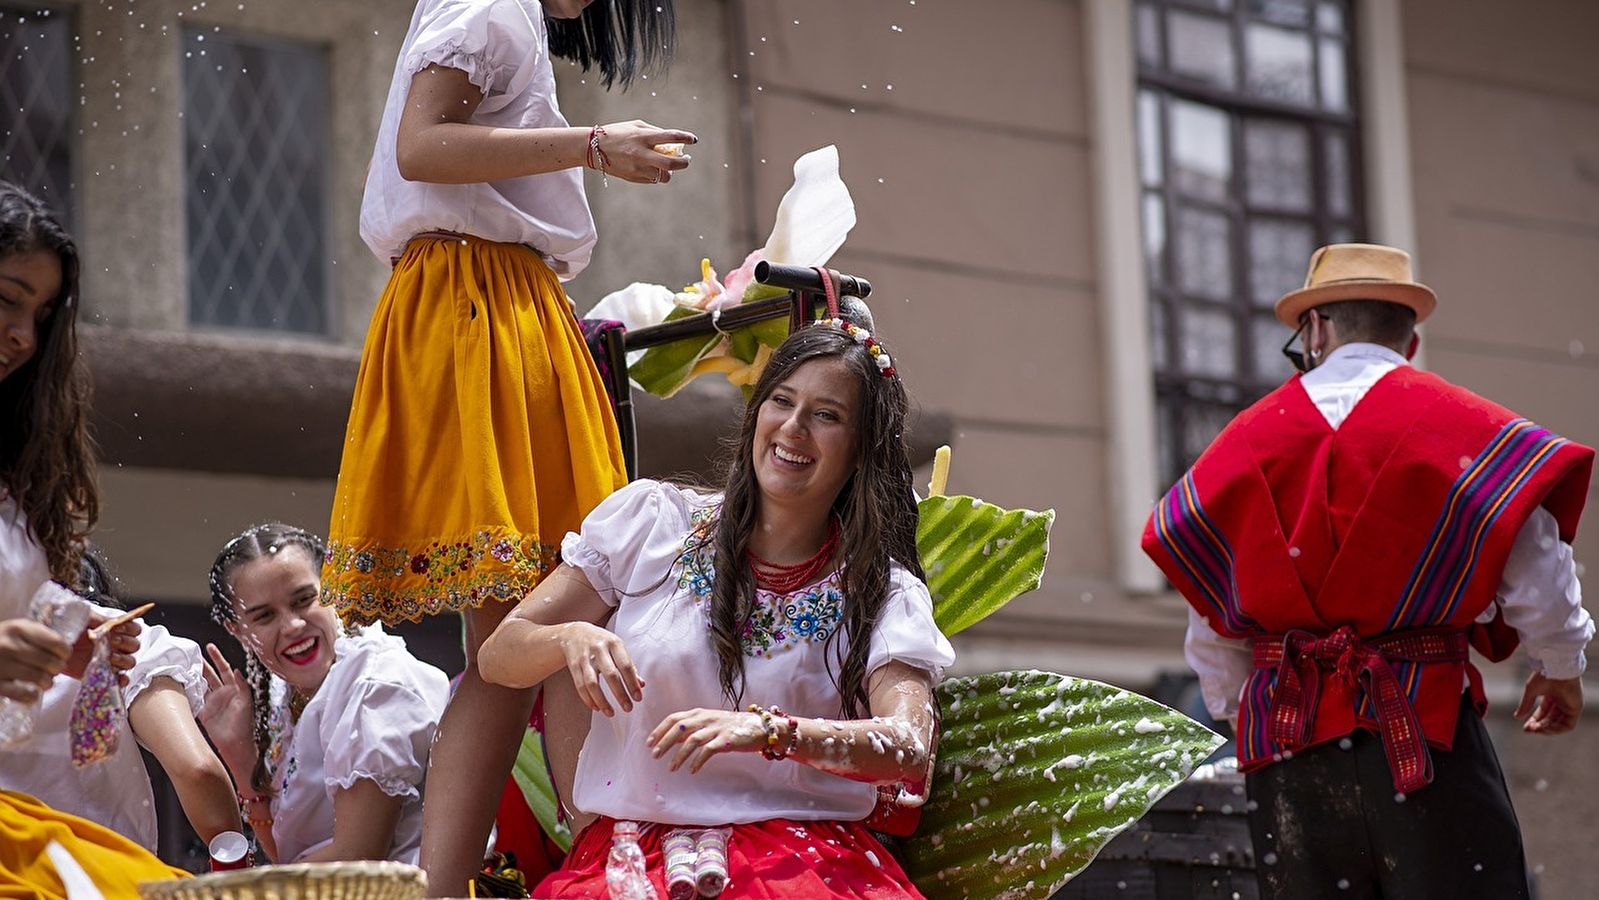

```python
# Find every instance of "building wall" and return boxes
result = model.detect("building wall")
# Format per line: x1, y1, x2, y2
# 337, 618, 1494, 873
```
66, 0, 746, 606
730, 0, 1193, 685
1400, 2, 1599, 896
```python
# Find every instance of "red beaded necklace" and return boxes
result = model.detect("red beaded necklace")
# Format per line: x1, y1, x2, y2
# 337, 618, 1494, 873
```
747, 517, 841, 593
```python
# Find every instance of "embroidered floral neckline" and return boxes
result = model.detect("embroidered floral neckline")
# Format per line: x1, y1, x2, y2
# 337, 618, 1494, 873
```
676, 504, 847, 658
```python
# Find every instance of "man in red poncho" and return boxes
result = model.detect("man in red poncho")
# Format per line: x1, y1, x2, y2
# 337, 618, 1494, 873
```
1142, 243, 1594, 899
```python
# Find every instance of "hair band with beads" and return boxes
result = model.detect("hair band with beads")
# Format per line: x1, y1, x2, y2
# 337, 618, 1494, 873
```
814, 317, 896, 378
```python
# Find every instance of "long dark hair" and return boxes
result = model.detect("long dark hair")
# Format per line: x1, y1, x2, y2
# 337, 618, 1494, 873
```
706, 323, 921, 718
76, 544, 124, 610
0, 181, 94, 587
547, 0, 675, 89
208, 523, 327, 795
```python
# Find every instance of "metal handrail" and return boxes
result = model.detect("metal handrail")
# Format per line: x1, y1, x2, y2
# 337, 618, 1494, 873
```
602, 265, 872, 478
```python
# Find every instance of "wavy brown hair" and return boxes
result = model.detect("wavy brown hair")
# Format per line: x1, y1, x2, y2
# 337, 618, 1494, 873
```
0, 181, 95, 586
706, 322, 921, 718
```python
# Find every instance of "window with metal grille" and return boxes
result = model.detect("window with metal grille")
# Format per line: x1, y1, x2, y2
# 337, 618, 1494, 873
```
182, 27, 329, 335
0, 2, 74, 217
1136, 0, 1364, 487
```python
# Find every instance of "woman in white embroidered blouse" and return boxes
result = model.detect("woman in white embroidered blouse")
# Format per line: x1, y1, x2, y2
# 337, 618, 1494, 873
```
481, 319, 955, 900
0, 549, 242, 851
0, 180, 190, 888
198, 524, 450, 864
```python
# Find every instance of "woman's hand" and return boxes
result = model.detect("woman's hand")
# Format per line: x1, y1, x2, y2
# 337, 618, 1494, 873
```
197, 643, 258, 771
68, 614, 141, 683
594, 120, 696, 184
556, 621, 644, 717
0, 618, 70, 701
647, 708, 768, 774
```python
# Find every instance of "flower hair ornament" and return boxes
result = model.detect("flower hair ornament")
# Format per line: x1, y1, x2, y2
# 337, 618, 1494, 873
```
807, 265, 895, 379
813, 317, 895, 378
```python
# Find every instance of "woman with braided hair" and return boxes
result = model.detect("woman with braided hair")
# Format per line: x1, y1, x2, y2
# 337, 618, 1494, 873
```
198, 523, 449, 864
480, 319, 954, 899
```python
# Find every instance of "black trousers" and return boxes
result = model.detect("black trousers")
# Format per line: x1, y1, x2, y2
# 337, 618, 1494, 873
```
1245, 698, 1530, 900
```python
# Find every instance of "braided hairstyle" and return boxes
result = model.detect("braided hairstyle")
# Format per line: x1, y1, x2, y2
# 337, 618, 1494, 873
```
707, 321, 920, 719
207, 523, 326, 795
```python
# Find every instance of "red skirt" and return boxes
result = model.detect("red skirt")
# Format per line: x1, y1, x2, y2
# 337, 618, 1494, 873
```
533, 816, 927, 900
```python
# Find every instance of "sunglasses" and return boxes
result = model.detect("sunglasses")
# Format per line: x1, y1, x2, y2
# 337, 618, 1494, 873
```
1280, 312, 1325, 374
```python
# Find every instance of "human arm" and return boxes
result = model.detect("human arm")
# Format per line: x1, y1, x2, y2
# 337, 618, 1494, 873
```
1490, 506, 1592, 679
1183, 605, 1253, 731
130, 677, 243, 842
195, 643, 280, 860
294, 779, 404, 863
0, 617, 70, 701
479, 564, 643, 715
646, 660, 939, 785
1490, 506, 1592, 735
394, 64, 694, 185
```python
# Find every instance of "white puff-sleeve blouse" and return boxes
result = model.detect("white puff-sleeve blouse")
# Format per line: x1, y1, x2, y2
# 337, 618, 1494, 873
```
266, 626, 449, 864
359, 0, 596, 277
563, 479, 956, 826
0, 491, 210, 850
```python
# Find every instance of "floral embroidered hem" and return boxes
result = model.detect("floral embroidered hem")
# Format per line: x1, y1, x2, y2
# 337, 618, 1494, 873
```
323, 528, 560, 626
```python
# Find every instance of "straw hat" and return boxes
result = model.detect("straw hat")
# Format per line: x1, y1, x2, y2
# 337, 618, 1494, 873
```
1274, 243, 1437, 327
139, 861, 426, 900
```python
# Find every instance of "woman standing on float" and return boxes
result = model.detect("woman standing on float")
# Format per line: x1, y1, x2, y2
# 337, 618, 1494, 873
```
326, 0, 694, 891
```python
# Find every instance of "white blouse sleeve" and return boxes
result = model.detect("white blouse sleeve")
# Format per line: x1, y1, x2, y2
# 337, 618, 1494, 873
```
866, 565, 956, 683
122, 618, 208, 713
403, 0, 539, 97
562, 480, 700, 607
318, 676, 440, 801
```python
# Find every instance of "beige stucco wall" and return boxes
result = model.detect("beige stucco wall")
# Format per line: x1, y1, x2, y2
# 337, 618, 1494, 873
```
71, 0, 404, 340
75, 0, 742, 603
731, 0, 1191, 681
1400, 1, 1599, 896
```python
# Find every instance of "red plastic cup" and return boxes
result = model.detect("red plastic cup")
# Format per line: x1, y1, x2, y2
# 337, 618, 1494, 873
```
209, 831, 254, 871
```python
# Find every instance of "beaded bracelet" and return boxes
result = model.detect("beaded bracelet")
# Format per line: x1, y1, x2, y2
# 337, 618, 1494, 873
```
586, 125, 610, 187
237, 792, 271, 822
750, 704, 799, 761
748, 703, 778, 755
247, 815, 274, 830
774, 712, 800, 761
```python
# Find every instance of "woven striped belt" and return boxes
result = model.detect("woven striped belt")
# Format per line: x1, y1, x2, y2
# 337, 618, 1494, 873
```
1254, 625, 1469, 794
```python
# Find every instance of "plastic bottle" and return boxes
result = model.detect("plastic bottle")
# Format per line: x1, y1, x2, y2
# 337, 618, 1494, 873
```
605, 820, 659, 900
0, 581, 92, 748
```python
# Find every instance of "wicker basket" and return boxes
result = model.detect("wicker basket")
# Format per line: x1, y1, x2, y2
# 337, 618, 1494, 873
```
138, 861, 427, 900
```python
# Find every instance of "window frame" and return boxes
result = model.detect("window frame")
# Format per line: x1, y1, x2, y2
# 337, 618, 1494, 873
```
1084, 0, 1418, 592
0, 0, 78, 225
180, 24, 335, 338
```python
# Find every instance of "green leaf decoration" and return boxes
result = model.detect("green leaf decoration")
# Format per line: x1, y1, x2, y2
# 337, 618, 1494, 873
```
917, 496, 1055, 636
727, 323, 763, 363
900, 670, 1224, 900
510, 723, 572, 852
748, 313, 791, 352
628, 306, 723, 398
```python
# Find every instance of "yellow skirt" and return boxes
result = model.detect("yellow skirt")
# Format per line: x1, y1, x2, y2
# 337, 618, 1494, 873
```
324, 235, 627, 626
0, 789, 188, 898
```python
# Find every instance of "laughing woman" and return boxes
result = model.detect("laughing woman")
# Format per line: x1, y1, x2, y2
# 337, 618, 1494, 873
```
199, 524, 450, 864
480, 320, 954, 899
